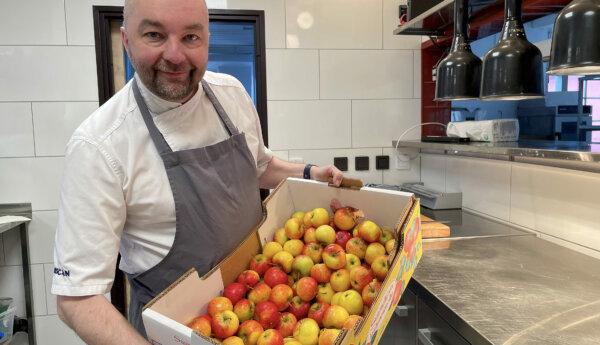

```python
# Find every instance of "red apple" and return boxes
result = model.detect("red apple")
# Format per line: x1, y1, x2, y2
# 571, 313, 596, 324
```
248, 282, 272, 305
322, 244, 346, 270
188, 316, 211, 337
371, 255, 389, 280
288, 296, 310, 320
264, 267, 289, 288
303, 227, 317, 243
330, 269, 350, 292
277, 312, 297, 338
208, 296, 233, 317
345, 238, 367, 260
311, 208, 330, 227
257, 329, 284, 345
333, 208, 356, 231
234, 299, 256, 323
224, 282, 248, 305
269, 284, 294, 311
292, 255, 314, 279
361, 280, 381, 306
238, 270, 261, 288
335, 231, 352, 249
296, 277, 318, 302
315, 225, 336, 245
364, 243, 386, 265
322, 305, 349, 329
238, 320, 264, 345
250, 254, 272, 276
357, 220, 382, 243
349, 266, 374, 292
212, 310, 240, 339
308, 302, 330, 327
309, 263, 332, 283
302, 243, 323, 264
254, 301, 281, 330
285, 218, 304, 240
318, 328, 341, 345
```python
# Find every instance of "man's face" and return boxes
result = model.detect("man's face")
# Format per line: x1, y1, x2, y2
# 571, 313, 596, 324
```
121, 0, 209, 103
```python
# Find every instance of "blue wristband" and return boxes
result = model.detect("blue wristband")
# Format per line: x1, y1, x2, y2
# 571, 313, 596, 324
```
303, 164, 315, 179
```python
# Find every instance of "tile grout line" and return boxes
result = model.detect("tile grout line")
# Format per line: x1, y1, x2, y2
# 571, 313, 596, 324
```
30, 102, 37, 157
63, 0, 69, 45
37, 263, 49, 316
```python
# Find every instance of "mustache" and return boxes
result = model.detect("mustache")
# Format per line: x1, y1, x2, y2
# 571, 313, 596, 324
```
154, 60, 194, 74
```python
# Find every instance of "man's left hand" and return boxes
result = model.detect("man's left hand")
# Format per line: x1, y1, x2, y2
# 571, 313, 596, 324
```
311, 165, 344, 187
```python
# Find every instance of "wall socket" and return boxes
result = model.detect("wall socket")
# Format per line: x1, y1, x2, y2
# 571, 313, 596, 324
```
394, 151, 410, 170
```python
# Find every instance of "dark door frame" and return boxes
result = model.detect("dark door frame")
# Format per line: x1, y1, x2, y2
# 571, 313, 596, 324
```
92, 5, 269, 316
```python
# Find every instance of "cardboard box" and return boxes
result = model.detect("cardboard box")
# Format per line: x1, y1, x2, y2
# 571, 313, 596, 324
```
142, 178, 422, 345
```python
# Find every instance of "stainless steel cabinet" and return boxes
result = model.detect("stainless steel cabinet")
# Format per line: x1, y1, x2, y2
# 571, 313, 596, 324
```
380, 287, 417, 345
417, 299, 469, 345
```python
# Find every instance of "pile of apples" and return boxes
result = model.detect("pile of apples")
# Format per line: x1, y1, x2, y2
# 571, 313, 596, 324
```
188, 203, 396, 345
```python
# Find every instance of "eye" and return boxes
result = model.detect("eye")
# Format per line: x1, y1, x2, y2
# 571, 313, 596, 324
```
143, 32, 164, 41
184, 34, 200, 42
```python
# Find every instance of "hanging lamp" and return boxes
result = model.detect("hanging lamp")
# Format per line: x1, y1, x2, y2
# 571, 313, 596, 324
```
547, 0, 600, 75
435, 0, 482, 100
480, 0, 544, 100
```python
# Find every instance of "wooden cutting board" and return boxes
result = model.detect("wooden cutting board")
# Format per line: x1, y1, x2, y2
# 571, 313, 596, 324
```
421, 215, 451, 238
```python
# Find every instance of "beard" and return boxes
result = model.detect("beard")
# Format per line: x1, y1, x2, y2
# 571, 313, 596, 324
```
132, 58, 201, 102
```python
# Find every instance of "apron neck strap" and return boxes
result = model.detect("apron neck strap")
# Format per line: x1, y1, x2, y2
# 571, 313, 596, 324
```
201, 79, 239, 136
132, 78, 173, 155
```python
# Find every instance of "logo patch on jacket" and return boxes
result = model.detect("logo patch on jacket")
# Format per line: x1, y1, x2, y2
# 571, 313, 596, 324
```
54, 267, 70, 277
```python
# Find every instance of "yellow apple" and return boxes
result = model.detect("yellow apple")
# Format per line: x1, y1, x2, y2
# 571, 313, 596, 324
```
316, 283, 335, 304
379, 227, 394, 245
329, 269, 350, 292
322, 305, 349, 329
285, 218, 304, 240
274, 228, 289, 246
293, 318, 320, 345
331, 292, 344, 306
292, 211, 305, 223
263, 241, 283, 259
318, 328, 341, 345
385, 239, 395, 254
337, 290, 363, 315
303, 212, 314, 228
364, 243, 386, 265
344, 253, 361, 271
315, 225, 336, 245
311, 208, 330, 227
273, 251, 294, 273
284, 239, 305, 257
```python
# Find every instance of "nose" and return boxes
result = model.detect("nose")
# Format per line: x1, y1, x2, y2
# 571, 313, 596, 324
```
162, 37, 186, 65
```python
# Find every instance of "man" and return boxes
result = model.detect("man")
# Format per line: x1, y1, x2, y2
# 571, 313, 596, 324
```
52, 0, 343, 343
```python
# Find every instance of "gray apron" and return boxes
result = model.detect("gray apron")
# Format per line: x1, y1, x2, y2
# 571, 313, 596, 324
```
127, 78, 264, 337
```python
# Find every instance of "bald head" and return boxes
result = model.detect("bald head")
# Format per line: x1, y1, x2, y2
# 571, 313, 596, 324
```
120, 0, 210, 102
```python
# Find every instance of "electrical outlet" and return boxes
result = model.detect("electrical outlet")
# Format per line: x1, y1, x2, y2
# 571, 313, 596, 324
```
334, 157, 348, 171
289, 157, 304, 164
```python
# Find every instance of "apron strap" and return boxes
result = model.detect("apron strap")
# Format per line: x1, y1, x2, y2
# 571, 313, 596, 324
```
132, 79, 174, 155
201, 80, 240, 136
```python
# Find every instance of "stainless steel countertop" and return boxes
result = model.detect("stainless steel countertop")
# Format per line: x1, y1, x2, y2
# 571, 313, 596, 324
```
394, 140, 600, 173
412, 235, 600, 344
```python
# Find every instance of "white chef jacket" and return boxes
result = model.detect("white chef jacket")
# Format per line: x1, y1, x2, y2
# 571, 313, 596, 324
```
51, 71, 273, 296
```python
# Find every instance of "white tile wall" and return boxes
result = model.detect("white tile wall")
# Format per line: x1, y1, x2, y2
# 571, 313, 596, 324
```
64, 0, 124, 45
510, 163, 600, 252
382, 0, 422, 50
266, 49, 319, 100
289, 148, 384, 184
0, 157, 64, 211
44, 264, 57, 315
31, 264, 48, 316
320, 50, 414, 99
28, 211, 58, 265
446, 156, 511, 221
268, 100, 352, 150
382, 148, 420, 185
2, 228, 22, 266
285, 0, 382, 49
271, 150, 289, 161
32, 102, 98, 157
0, 103, 34, 158
0, 266, 25, 317
352, 99, 421, 148
420, 154, 446, 192
0, 46, 98, 102
35, 315, 85, 345
0, 0, 67, 45
413, 50, 422, 98
206, 0, 286, 48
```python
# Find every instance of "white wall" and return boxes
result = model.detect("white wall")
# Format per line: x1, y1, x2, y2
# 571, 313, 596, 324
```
421, 154, 600, 260
0, 0, 422, 343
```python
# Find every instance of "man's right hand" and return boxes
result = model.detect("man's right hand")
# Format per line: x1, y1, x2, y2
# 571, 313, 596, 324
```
57, 295, 150, 345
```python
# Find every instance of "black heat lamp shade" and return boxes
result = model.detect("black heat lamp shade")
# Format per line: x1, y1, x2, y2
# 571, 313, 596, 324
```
548, 0, 600, 75
480, 0, 544, 100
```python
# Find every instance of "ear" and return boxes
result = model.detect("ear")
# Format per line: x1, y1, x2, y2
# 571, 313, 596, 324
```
120, 26, 131, 57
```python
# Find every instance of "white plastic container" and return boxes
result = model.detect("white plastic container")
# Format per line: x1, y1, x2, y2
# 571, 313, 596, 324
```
446, 119, 519, 142
0, 306, 16, 344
